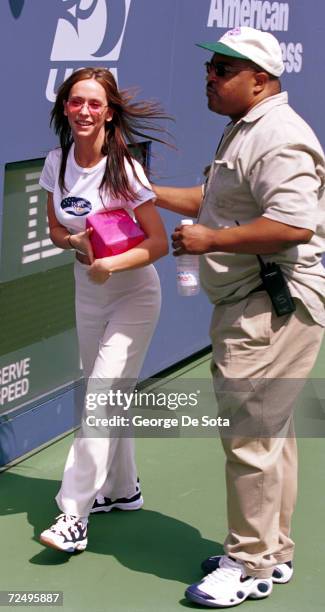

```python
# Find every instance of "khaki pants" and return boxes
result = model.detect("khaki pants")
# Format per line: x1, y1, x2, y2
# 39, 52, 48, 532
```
210, 292, 324, 578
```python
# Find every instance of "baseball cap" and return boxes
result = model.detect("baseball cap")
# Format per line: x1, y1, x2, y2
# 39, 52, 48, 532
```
197, 27, 284, 77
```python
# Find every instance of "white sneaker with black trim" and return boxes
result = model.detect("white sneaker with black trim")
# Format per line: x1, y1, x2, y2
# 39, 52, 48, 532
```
40, 514, 88, 553
185, 556, 273, 608
202, 555, 293, 585
271, 561, 293, 584
90, 480, 143, 514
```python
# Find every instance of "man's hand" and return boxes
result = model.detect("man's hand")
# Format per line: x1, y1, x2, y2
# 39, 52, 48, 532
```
172, 224, 215, 255
172, 217, 314, 256
87, 259, 112, 284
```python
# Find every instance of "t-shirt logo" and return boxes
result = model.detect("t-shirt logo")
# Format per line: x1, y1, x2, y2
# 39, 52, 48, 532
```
61, 197, 92, 216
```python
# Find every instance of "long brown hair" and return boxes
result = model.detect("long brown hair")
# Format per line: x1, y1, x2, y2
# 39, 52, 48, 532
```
50, 67, 170, 201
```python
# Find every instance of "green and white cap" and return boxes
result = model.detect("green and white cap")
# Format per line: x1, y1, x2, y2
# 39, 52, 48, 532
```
197, 26, 284, 77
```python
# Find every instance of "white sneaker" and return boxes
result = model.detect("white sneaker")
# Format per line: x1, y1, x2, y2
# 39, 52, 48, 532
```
90, 480, 143, 514
272, 561, 293, 584
40, 514, 88, 553
90, 492, 143, 513
202, 555, 293, 584
185, 556, 273, 608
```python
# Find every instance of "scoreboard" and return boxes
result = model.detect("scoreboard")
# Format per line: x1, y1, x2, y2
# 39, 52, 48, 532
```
0, 158, 81, 417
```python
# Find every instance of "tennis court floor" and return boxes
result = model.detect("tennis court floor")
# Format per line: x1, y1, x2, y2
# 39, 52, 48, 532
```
1, 350, 324, 612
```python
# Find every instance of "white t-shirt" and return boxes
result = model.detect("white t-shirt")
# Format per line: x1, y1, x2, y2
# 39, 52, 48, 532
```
39, 143, 155, 232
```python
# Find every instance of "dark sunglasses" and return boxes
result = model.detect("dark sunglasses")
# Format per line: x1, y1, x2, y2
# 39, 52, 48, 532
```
205, 61, 247, 78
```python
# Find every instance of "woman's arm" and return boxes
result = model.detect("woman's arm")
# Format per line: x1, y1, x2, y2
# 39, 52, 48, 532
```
88, 200, 169, 283
46, 192, 94, 262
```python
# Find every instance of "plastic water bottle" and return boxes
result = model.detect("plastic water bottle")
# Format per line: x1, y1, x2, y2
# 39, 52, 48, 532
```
176, 219, 200, 296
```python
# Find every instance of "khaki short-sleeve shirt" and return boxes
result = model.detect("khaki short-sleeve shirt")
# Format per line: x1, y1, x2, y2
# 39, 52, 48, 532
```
199, 92, 325, 326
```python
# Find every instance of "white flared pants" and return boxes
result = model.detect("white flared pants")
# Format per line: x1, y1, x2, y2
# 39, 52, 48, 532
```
56, 260, 161, 517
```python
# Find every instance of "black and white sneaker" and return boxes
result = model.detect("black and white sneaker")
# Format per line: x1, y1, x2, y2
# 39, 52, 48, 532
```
186, 556, 273, 608
271, 561, 293, 584
40, 514, 88, 553
201, 555, 293, 585
90, 486, 143, 514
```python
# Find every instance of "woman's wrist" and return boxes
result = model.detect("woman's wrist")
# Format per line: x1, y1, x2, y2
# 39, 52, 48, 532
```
102, 256, 115, 274
67, 234, 75, 249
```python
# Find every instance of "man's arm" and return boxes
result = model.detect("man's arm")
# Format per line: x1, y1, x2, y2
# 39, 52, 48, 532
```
152, 184, 203, 218
172, 146, 319, 255
172, 216, 313, 255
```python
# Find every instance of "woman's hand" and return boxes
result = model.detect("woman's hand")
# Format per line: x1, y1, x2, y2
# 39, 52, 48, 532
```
69, 228, 94, 263
87, 258, 112, 284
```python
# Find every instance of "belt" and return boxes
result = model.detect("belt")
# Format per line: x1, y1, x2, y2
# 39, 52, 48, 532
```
75, 252, 91, 266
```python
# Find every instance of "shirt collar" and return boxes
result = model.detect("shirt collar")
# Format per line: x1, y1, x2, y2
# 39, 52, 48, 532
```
238, 91, 288, 125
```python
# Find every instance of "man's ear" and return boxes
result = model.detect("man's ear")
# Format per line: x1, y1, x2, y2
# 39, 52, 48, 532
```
253, 71, 269, 93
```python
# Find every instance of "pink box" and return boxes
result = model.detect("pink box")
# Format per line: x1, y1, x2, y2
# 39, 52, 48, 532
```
86, 208, 146, 258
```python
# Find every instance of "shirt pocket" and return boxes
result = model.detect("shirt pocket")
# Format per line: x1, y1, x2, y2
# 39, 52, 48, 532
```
210, 160, 238, 198
205, 159, 259, 222
205, 160, 242, 214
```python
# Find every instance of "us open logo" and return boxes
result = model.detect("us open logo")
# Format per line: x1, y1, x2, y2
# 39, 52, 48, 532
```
46, 0, 132, 102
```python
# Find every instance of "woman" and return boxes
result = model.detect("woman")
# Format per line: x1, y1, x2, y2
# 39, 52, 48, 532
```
39, 67, 169, 552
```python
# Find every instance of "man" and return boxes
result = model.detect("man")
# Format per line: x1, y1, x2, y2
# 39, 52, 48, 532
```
153, 27, 325, 608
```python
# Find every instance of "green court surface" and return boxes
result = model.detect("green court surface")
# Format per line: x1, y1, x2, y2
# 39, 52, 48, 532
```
0, 349, 324, 612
